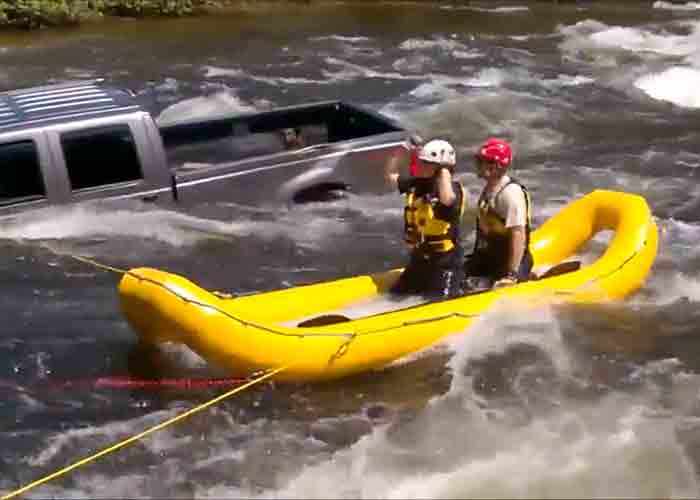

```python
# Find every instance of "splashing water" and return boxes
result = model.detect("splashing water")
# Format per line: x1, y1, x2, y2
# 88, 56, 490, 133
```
242, 307, 700, 499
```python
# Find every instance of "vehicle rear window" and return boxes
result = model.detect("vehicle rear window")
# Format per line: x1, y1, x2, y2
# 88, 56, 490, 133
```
0, 140, 45, 205
61, 125, 143, 191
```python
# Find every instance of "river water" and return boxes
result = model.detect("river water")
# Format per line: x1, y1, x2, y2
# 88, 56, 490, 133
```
2, 1, 700, 497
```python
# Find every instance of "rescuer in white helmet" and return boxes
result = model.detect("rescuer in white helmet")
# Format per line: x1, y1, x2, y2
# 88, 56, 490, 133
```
386, 138, 466, 300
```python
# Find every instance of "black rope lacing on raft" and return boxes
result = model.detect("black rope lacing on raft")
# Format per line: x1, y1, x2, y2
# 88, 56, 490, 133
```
63, 236, 648, 363
128, 271, 357, 339
114, 240, 647, 339
551, 242, 646, 296
128, 270, 483, 337
127, 237, 647, 340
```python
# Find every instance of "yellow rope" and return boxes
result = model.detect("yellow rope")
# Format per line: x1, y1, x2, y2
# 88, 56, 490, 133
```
1, 365, 288, 500
68, 254, 129, 275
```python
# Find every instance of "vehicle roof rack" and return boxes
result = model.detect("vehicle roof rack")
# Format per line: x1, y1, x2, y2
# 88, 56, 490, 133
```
0, 79, 142, 133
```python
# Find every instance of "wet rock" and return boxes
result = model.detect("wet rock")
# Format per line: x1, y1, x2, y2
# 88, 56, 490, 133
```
365, 403, 391, 420
292, 181, 351, 204
309, 417, 372, 448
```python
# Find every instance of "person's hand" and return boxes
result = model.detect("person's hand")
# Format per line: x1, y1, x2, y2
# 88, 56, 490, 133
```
384, 149, 403, 188
493, 273, 518, 289
387, 172, 400, 187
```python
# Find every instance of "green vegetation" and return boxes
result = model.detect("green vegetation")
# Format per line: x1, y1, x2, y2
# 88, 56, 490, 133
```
0, 0, 638, 30
0, 0, 222, 29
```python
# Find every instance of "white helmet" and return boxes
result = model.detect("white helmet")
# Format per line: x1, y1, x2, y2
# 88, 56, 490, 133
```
418, 139, 456, 167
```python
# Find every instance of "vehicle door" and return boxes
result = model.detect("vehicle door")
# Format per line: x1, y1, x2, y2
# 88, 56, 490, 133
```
0, 130, 61, 217
171, 143, 346, 207
45, 114, 174, 206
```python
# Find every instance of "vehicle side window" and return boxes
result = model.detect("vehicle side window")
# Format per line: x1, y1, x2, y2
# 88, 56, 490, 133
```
61, 125, 143, 191
0, 140, 45, 205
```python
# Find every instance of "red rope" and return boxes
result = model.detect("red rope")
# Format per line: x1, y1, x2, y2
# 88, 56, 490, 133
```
45, 376, 248, 391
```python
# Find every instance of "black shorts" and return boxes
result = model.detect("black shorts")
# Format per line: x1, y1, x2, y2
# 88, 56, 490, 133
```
463, 250, 533, 291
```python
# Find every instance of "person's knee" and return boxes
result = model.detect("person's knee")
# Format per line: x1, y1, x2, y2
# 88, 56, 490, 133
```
390, 266, 425, 297
463, 256, 479, 277
390, 276, 412, 296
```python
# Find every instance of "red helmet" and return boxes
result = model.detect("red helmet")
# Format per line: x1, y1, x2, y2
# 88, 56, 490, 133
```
475, 138, 512, 169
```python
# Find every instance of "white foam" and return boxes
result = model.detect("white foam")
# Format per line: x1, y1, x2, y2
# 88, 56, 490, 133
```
205, 61, 377, 87
154, 77, 180, 93
0, 202, 350, 250
465, 68, 507, 87
635, 66, 700, 108
642, 268, 700, 305
462, 5, 530, 13
398, 36, 469, 52
623, 217, 700, 305
26, 408, 179, 467
452, 49, 483, 60
591, 26, 692, 56
446, 305, 573, 387
386, 88, 565, 157
310, 35, 372, 43
252, 308, 699, 499
376, 413, 696, 498
321, 55, 503, 90
653, 1, 700, 11
155, 89, 259, 126
392, 55, 433, 74
254, 75, 331, 86
558, 19, 700, 66
36, 411, 318, 499
0, 205, 219, 246
202, 65, 246, 78
408, 82, 460, 100
207, 63, 334, 86
545, 74, 596, 87
441, 5, 529, 13
308, 36, 382, 57
323, 57, 419, 82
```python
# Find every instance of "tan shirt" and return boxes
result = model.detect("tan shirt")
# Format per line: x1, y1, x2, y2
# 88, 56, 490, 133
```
480, 175, 528, 228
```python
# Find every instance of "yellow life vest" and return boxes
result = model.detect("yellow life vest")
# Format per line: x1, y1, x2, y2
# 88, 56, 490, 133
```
404, 183, 466, 254
475, 179, 531, 251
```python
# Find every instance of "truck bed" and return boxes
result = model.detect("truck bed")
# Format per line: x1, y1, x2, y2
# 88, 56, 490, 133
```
160, 101, 402, 171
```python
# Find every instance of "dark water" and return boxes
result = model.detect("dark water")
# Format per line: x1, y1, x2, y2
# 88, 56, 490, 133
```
2, 1, 700, 497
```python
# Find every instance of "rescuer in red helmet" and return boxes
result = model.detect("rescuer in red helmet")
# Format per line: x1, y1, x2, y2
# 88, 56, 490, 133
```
464, 138, 533, 291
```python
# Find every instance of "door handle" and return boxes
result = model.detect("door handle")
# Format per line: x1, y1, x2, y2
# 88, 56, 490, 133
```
142, 194, 159, 203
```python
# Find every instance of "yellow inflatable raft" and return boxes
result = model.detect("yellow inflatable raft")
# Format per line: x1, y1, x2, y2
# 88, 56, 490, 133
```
118, 190, 658, 382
